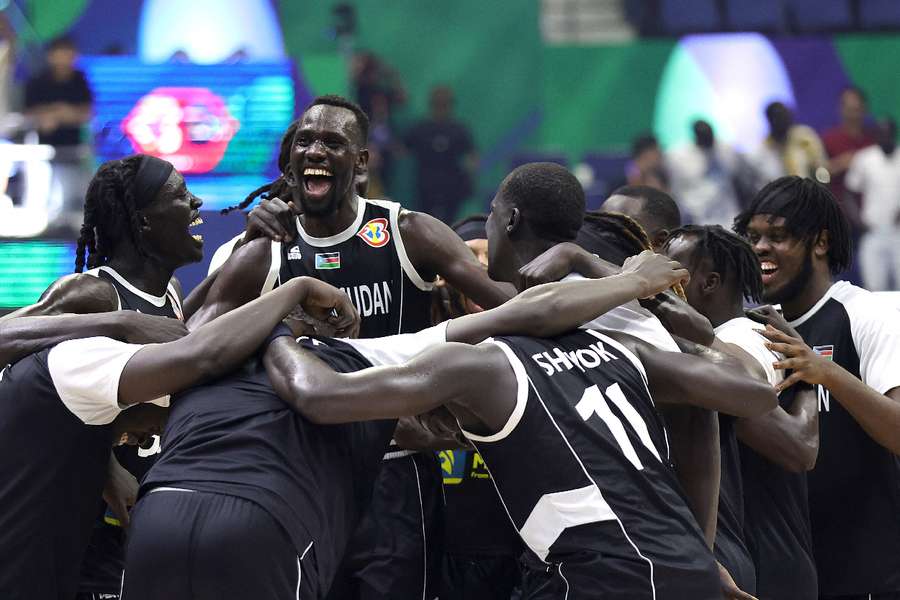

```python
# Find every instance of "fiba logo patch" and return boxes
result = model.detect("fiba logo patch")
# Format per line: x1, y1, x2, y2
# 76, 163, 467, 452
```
357, 218, 390, 248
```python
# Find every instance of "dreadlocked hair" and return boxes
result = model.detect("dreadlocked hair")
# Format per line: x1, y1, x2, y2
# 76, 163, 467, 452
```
583, 210, 686, 299
221, 119, 299, 215
733, 176, 852, 274
666, 224, 763, 303
74, 156, 146, 273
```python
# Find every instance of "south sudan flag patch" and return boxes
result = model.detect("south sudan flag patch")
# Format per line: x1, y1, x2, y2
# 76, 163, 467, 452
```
315, 252, 341, 270
813, 345, 834, 360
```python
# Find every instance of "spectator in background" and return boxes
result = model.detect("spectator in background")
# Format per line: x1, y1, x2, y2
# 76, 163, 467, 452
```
822, 87, 876, 230
846, 117, 900, 291
666, 119, 742, 228
626, 133, 668, 191
404, 86, 476, 223
750, 102, 827, 189
24, 36, 93, 153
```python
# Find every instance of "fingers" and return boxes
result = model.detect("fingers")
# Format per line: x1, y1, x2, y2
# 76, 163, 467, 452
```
775, 371, 802, 393
247, 207, 287, 241
772, 357, 801, 371
758, 325, 798, 344
764, 340, 800, 356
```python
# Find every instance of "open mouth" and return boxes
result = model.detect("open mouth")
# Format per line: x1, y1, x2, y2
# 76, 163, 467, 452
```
189, 213, 204, 245
760, 261, 778, 285
303, 167, 334, 198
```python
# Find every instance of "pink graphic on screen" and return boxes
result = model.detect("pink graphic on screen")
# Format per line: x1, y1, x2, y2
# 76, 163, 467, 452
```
122, 87, 239, 173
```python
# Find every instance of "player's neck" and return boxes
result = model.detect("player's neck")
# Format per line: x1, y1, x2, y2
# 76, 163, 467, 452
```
706, 295, 744, 329
511, 239, 557, 292
780, 274, 834, 321
106, 253, 172, 297
301, 195, 359, 237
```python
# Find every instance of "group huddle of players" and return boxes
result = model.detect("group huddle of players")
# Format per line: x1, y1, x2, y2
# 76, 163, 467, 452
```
1, 94, 899, 600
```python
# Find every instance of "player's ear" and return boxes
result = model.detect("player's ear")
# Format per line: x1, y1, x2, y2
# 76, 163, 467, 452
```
284, 165, 298, 188
355, 148, 369, 173
506, 207, 521, 236
813, 230, 830, 259
702, 271, 721, 295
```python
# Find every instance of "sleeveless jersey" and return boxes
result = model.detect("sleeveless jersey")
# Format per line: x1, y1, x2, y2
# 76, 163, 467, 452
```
0, 351, 114, 599
463, 330, 720, 599
142, 335, 425, 593
79, 265, 183, 593
266, 197, 433, 337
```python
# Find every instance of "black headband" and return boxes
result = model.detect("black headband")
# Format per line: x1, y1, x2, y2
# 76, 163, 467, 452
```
133, 155, 175, 209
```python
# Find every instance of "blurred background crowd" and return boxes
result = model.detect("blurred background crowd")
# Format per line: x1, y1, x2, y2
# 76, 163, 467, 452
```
3, 0, 900, 310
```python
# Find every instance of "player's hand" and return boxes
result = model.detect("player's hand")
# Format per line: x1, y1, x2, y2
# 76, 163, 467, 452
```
295, 277, 360, 338
621, 250, 690, 298
102, 454, 138, 529
245, 196, 300, 243
518, 242, 611, 288
759, 325, 836, 393
745, 305, 801, 339
116, 312, 189, 344
717, 561, 758, 600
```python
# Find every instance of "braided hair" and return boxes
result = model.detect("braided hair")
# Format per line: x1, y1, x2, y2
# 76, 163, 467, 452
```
221, 119, 299, 215
582, 210, 686, 299
733, 176, 852, 274
74, 156, 147, 273
666, 224, 764, 303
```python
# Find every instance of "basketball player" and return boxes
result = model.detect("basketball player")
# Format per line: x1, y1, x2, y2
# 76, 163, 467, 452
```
664, 224, 820, 599
258, 196, 780, 599
597, 184, 681, 250
0, 273, 356, 600
0, 154, 211, 599
195, 95, 512, 600
735, 175, 900, 600
120, 239, 691, 600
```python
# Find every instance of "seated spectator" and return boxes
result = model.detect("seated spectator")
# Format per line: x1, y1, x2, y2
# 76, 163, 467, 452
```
750, 102, 827, 189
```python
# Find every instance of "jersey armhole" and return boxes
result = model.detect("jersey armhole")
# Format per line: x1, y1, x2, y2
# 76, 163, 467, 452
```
385, 203, 434, 293
82, 268, 122, 311
583, 329, 649, 388
260, 241, 283, 295
459, 340, 528, 443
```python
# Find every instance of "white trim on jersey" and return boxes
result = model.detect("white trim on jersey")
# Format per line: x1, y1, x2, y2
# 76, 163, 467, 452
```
368, 199, 435, 293
207, 232, 244, 275
87, 266, 172, 308
459, 340, 529, 442
83, 267, 123, 310
411, 456, 428, 600
295, 195, 367, 247
520, 484, 617, 561
296, 540, 314, 600
583, 329, 649, 387
262, 240, 283, 295
787, 282, 837, 328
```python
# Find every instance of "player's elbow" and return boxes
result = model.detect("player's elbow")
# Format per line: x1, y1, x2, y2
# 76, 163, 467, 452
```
780, 443, 818, 473
284, 375, 341, 424
733, 380, 778, 418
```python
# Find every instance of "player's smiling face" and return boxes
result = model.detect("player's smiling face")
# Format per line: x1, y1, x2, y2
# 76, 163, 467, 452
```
744, 214, 811, 304
140, 170, 204, 268
289, 105, 366, 217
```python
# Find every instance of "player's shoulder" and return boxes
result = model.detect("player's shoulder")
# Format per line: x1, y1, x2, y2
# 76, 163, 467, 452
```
830, 280, 900, 334
38, 272, 119, 314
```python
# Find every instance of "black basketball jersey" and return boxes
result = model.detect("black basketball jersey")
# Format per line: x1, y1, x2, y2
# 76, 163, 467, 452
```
463, 330, 720, 599
79, 265, 182, 593
788, 281, 900, 595
739, 386, 818, 600
141, 336, 399, 593
268, 197, 433, 337
0, 351, 114, 600
715, 415, 756, 595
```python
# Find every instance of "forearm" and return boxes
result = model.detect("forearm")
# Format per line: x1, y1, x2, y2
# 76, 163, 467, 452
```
646, 293, 715, 346
735, 389, 818, 472
823, 366, 900, 454
447, 272, 648, 344
0, 313, 123, 366
660, 405, 720, 549
181, 271, 220, 320
120, 278, 312, 405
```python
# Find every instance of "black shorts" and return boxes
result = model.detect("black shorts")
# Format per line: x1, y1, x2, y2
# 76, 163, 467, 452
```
327, 452, 444, 600
122, 489, 317, 600
440, 553, 521, 600
821, 594, 900, 600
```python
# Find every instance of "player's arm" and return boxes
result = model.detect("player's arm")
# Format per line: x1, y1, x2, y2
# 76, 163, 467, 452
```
400, 210, 515, 310
118, 277, 357, 405
619, 335, 778, 417
265, 339, 512, 428
518, 243, 716, 345
657, 404, 720, 549
0, 274, 121, 365
446, 251, 690, 344
186, 237, 275, 329
735, 387, 819, 472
